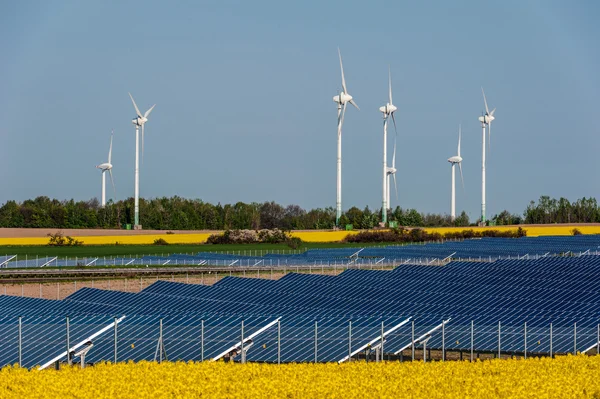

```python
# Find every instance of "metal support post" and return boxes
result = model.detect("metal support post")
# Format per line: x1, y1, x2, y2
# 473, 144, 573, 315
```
348, 320, 352, 361
442, 319, 445, 361
159, 319, 163, 363
66, 316, 71, 365
524, 322, 527, 359
549, 323, 553, 358
314, 321, 318, 363
241, 320, 245, 364
277, 319, 281, 365
574, 322, 577, 354
201, 320, 204, 361
411, 320, 415, 361
498, 321, 501, 358
114, 317, 118, 363
380, 321, 384, 363
18, 317, 22, 367
470, 320, 474, 362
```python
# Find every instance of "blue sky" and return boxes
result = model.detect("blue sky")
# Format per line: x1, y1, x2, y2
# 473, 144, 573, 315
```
1, 0, 598, 221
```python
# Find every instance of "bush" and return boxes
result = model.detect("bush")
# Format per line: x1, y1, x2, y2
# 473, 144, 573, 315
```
153, 238, 169, 245
206, 229, 303, 246
47, 231, 83, 246
571, 228, 583, 236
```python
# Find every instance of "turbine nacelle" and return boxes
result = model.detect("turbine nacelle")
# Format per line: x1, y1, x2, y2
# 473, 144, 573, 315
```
386, 166, 397, 175
379, 103, 397, 116
447, 156, 462, 164
96, 162, 113, 171
132, 116, 148, 127
333, 92, 354, 105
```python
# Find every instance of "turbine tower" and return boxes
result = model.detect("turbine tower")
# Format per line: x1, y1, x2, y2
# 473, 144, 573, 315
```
128, 93, 156, 229
386, 135, 398, 211
477, 88, 495, 225
379, 68, 397, 224
96, 131, 116, 208
332, 48, 359, 227
447, 125, 464, 220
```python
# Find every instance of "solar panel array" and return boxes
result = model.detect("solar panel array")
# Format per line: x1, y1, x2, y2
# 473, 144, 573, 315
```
1, 237, 600, 367
4, 235, 600, 268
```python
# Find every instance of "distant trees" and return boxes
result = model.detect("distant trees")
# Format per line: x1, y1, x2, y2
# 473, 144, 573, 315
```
0, 194, 597, 230
524, 196, 600, 224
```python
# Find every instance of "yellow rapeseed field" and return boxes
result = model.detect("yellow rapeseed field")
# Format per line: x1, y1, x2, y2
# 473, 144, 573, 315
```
0, 225, 599, 246
1, 356, 599, 398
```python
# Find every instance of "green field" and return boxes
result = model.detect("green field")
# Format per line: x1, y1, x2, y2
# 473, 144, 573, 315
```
0, 242, 396, 258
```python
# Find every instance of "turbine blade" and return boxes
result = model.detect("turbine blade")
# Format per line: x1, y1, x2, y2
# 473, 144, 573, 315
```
490, 107, 496, 117
340, 102, 347, 130
109, 169, 116, 198
128, 92, 143, 118
457, 124, 461, 157
481, 87, 490, 115
108, 130, 113, 164
391, 113, 398, 138
393, 172, 398, 201
349, 99, 360, 110
392, 131, 396, 168
144, 104, 156, 118
388, 66, 393, 105
141, 124, 145, 164
459, 162, 465, 190
488, 122, 491, 151
338, 48, 347, 94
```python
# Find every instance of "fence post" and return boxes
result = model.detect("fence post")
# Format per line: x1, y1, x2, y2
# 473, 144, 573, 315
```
498, 321, 501, 358
39, 283, 42, 298
66, 316, 71, 365
277, 319, 281, 365
114, 317, 118, 363
314, 321, 318, 363
18, 316, 22, 367
348, 320, 352, 361
411, 320, 415, 361
524, 322, 527, 359
549, 323, 553, 358
470, 320, 474, 362
57, 282, 60, 300
442, 319, 445, 361
201, 320, 204, 362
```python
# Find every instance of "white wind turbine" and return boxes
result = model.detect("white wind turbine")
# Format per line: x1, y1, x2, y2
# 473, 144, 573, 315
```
332, 48, 359, 227
447, 124, 464, 220
96, 132, 116, 208
477, 87, 495, 224
128, 92, 156, 229
379, 68, 397, 224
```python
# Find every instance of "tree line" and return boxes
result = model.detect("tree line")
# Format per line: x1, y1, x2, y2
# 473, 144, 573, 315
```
0, 195, 597, 230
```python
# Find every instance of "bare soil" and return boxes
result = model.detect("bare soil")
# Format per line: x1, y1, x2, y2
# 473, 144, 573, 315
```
1, 269, 344, 300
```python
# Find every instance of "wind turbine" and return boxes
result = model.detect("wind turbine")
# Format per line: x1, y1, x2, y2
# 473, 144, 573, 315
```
477, 87, 495, 225
379, 68, 397, 224
447, 124, 464, 220
96, 131, 116, 208
332, 48, 359, 227
128, 92, 156, 229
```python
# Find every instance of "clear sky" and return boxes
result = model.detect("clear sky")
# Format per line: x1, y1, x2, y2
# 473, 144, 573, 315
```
1, 0, 599, 220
